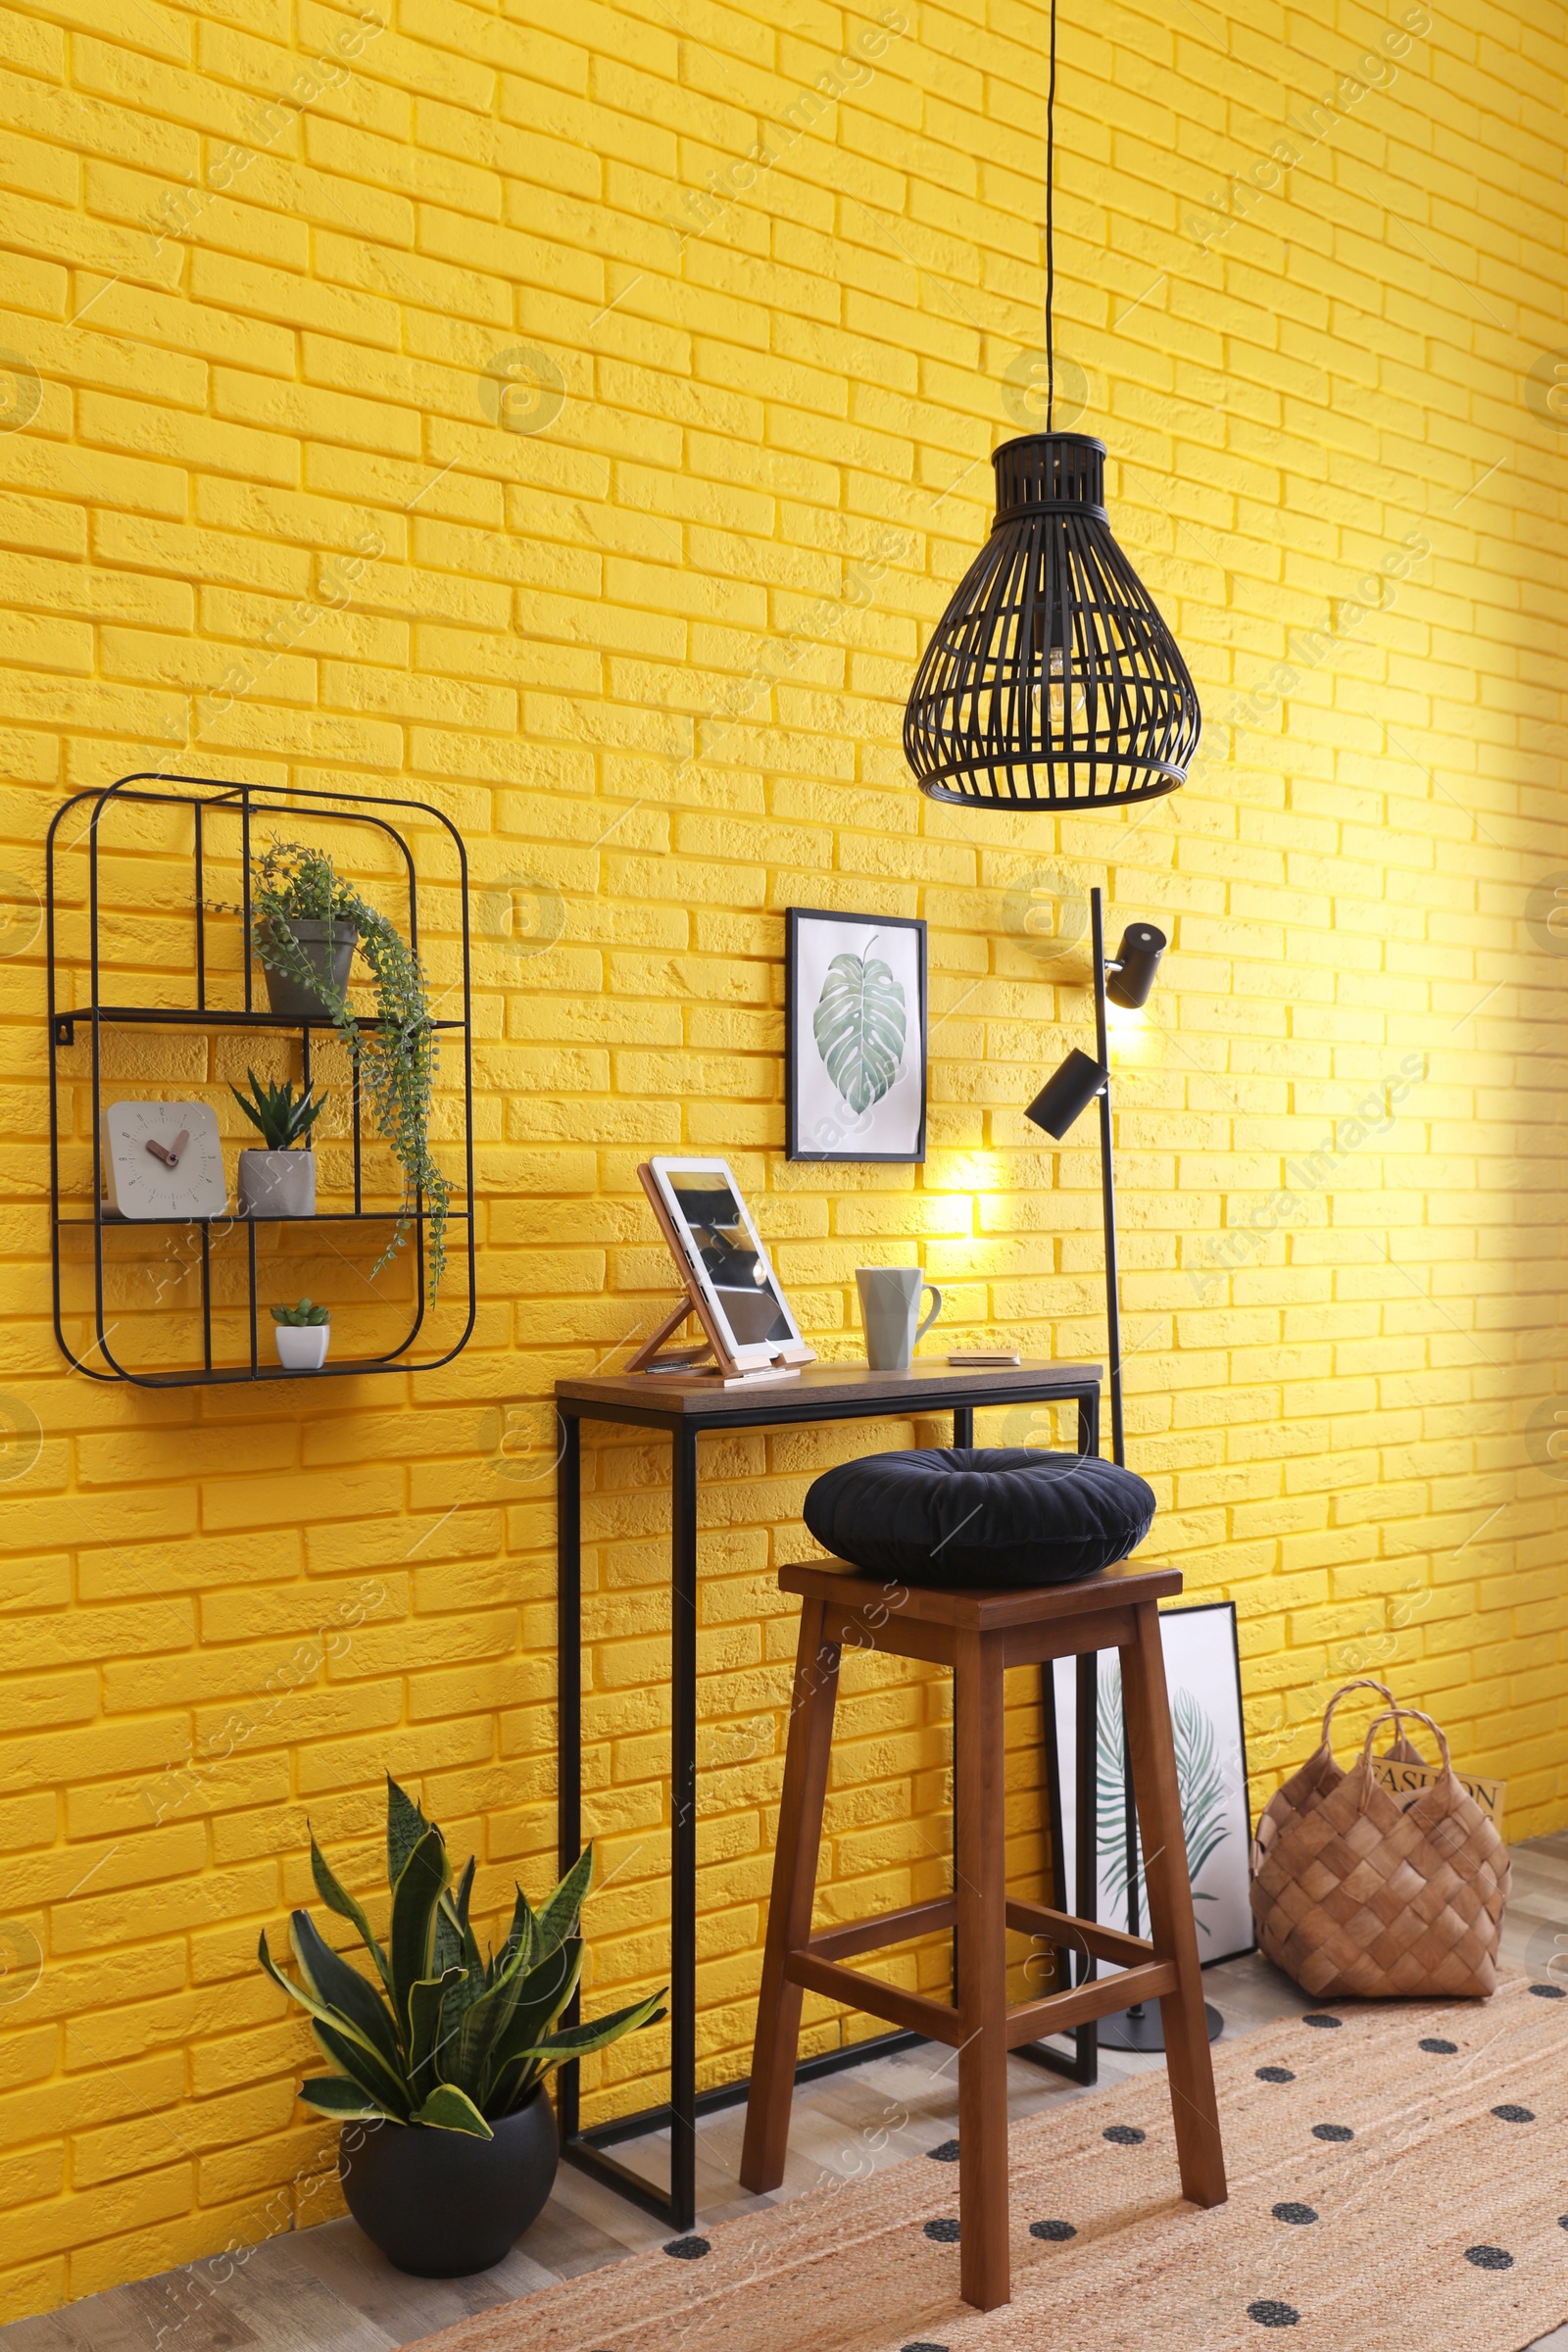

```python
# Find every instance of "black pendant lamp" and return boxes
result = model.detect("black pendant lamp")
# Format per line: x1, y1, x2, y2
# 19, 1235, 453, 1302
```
904, 6, 1200, 810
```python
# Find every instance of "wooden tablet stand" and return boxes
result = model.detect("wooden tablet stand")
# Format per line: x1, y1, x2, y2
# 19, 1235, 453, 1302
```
629, 1163, 813, 1386
623, 1291, 718, 1377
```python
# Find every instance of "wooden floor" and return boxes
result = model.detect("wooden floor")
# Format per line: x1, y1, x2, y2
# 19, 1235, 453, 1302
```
6, 1832, 1566, 2352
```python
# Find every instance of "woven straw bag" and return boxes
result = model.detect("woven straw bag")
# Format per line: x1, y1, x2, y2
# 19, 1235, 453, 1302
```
1250, 1682, 1510, 2000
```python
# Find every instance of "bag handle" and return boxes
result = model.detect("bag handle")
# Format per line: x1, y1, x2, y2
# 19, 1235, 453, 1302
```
1356, 1706, 1457, 1814
1319, 1678, 1409, 1758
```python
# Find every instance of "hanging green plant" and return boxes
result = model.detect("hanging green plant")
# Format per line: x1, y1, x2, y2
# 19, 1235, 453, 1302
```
247, 838, 449, 1299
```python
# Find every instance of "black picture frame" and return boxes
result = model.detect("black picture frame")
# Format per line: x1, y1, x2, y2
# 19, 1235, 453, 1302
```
785, 906, 927, 1163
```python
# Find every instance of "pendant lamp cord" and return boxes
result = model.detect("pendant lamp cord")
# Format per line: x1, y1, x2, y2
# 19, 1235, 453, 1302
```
1045, 0, 1056, 430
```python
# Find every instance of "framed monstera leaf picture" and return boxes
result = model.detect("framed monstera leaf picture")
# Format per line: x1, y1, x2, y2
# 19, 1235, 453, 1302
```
786, 906, 927, 1162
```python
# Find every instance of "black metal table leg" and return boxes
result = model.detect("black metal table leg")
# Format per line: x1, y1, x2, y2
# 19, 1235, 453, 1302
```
670, 1420, 699, 2231
556, 1410, 582, 2149
1071, 1645, 1100, 2082
953, 1404, 973, 1447
559, 1413, 703, 2231
1018, 1383, 1103, 2087
1073, 1380, 1102, 2080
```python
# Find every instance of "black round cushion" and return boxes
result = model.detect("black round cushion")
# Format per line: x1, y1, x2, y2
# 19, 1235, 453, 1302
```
803, 1447, 1155, 1589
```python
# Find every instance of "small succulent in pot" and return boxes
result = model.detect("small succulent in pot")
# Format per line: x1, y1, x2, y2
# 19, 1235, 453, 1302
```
233, 1067, 328, 1151
258, 1778, 665, 2275
271, 1296, 330, 1371
232, 1068, 328, 1219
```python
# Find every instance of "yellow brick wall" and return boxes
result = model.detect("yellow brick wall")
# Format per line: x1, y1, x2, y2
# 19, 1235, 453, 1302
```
2, 0, 1567, 2317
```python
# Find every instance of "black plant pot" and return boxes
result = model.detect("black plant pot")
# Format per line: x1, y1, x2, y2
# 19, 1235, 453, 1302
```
339, 2092, 560, 2278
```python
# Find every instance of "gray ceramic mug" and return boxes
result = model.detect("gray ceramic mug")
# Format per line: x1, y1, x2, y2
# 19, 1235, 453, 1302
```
856, 1266, 943, 1372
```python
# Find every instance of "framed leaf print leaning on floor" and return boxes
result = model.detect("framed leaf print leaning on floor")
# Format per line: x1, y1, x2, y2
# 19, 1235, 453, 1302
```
786, 906, 927, 1162
1045, 1601, 1255, 1972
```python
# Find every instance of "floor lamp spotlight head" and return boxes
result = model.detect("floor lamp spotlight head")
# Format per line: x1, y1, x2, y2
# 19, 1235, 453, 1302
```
1025, 1048, 1107, 1140
1105, 920, 1167, 1009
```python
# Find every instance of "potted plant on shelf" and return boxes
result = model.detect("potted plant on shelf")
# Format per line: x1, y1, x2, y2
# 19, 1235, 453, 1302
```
259, 1777, 665, 2278
247, 838, 449, 1299
271, 1296, 330, 1371
256, 852, 358, 1022
232, 1068, 327, 1217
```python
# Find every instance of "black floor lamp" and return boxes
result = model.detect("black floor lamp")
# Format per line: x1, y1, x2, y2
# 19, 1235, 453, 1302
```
1026, 888, 1222, 2053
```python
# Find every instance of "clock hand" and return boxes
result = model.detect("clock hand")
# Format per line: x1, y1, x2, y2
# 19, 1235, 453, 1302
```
145, 1138, 175, 1167
168, 1129, 189, 1166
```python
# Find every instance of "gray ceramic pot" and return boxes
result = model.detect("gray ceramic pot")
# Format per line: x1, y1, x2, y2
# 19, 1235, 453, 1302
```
339, 2092, 560, 2278
237, 1149, 316, 1218
262, 916, 356, 1021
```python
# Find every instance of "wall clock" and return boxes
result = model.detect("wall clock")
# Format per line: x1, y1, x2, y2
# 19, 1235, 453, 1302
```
102, 1101, 228, 1220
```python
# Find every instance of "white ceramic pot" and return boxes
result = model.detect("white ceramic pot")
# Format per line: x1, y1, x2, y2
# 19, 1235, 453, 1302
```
274, 1324, 329, 1371
238, 1148, 317, 1218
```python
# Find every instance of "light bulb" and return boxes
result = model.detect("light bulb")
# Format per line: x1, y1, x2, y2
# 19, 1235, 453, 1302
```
1027, 646, 1069, 743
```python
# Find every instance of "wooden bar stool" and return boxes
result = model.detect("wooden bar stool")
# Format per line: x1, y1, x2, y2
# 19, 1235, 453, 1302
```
739, 1557, 1227, 2312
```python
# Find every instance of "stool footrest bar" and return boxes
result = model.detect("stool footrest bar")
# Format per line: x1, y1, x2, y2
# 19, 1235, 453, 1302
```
1004, 1896, 1155, 1971
806, 1897, 957, 1962
784, 1951, 967, 2047
785, 1945, 1177, 2058
1004, 1960, 1177, 2049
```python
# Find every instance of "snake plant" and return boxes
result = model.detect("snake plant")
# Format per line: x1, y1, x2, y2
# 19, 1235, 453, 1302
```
259, 1777, 665, 2136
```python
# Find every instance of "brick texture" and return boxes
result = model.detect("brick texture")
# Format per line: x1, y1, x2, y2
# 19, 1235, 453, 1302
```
1, 0, 1566, 2319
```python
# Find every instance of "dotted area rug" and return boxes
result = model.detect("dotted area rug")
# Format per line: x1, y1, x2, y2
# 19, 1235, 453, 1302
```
407, 1973, 1568, 2352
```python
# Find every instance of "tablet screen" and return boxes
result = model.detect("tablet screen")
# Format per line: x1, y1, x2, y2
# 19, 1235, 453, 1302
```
666, 1170, 793, 1348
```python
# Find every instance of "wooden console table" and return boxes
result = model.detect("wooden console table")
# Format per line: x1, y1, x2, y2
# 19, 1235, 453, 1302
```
554, 1357, 1103, 2231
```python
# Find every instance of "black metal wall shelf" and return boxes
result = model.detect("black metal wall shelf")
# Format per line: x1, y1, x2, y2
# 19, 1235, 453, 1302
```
47, 773, 477, 1389
54, 1007, 470, 1044
62, 1211, 477, 1228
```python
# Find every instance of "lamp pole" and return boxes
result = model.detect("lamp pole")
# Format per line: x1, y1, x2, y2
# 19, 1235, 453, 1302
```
1090, 889, 1125, 1473
1026, 894, 1220, 2045
1084, 888, 1223, 2054
1088, 888, 1143, 1991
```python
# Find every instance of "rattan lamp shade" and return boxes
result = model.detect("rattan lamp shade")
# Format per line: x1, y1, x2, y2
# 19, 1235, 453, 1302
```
905, 432, 1200, 810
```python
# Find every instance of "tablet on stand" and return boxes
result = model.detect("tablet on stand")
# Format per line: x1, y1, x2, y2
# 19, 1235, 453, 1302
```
628, 1158, 816, 1386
